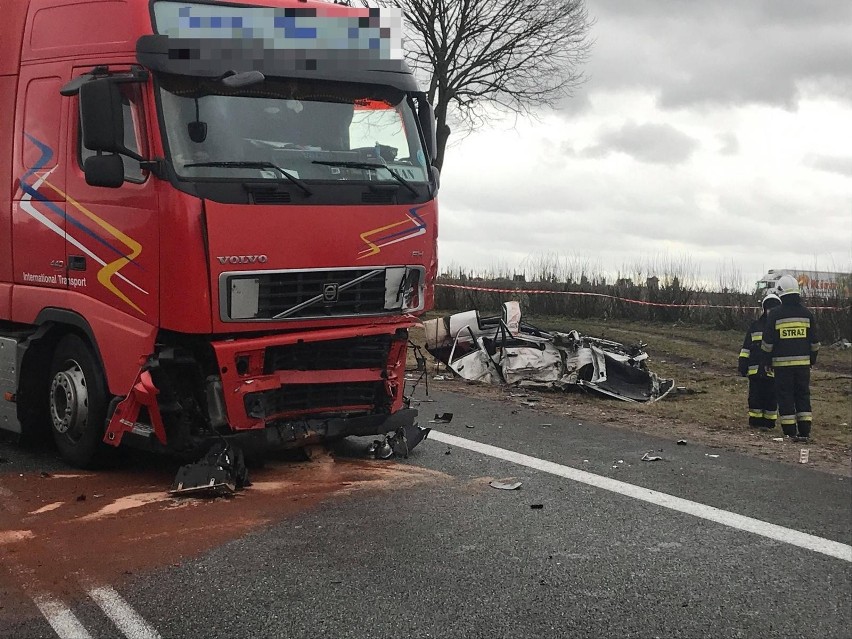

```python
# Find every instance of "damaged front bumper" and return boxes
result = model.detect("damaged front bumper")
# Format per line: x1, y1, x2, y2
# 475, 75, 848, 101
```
104, 322, 423, 456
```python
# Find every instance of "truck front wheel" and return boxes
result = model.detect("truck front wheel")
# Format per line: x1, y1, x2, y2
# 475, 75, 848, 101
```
48, 334, 110, 468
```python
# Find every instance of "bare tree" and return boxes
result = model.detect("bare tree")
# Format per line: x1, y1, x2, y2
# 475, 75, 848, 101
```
365, 0, 592, 169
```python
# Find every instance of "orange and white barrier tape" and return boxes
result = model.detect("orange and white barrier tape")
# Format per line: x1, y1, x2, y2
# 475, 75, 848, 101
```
435, 283, 849, 311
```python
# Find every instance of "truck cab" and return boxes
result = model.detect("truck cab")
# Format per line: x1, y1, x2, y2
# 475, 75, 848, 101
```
0, 0, 439, 466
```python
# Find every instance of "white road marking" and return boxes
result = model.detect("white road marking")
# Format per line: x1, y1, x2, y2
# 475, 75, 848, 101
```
430, 430, 852, 562
33, 596, 94, 639
87, 585, 162, 639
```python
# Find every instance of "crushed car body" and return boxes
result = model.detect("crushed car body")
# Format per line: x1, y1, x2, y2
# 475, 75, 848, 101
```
423, 302, 675, 403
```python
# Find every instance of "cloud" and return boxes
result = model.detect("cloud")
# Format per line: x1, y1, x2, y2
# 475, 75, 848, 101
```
566, 0, 852, 113
581, 121, 699, 165
805, 154, 852, 177
718, 133, 739, 155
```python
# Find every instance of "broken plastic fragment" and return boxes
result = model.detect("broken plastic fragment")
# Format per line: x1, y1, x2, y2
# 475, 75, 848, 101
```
641, 452, 662, 462
429, 413, 453, 424
489, 480, 522, 490
169, 442, 250, 497
704, 454, 719, 458
676, 440, 687, 446
387, 422, 431, 458
367, 437, 394, 459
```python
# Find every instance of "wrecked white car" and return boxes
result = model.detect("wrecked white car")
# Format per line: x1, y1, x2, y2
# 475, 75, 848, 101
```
423, 302, 674, 403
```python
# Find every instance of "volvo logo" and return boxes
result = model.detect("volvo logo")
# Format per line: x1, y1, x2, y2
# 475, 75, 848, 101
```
217, 255, 269, 265
322, 283, 339, 302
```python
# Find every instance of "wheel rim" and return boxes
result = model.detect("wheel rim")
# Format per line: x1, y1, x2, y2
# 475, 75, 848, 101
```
50, 360, 89, 442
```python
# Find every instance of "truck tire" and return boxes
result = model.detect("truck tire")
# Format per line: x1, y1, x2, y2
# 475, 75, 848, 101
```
48, 334, 110, 468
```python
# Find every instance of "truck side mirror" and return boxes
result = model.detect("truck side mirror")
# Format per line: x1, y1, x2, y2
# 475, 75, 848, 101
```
79, 78, 125, 154
415, 95, 437, 164
84, 154, 124, 188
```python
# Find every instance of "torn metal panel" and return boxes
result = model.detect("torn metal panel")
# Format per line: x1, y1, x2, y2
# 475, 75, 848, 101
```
500, 341, 562, 385
424, 303, 674, 403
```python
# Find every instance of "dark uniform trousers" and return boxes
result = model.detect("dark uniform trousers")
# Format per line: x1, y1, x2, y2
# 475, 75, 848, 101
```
747, 376, 777, 428
774, 366, 811, 438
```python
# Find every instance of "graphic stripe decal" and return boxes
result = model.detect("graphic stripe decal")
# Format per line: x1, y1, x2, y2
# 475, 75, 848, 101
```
19, 133, 148, 313
358, 205, 427, 259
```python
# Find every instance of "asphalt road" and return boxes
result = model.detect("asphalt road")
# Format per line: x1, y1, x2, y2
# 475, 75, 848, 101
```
1, 384, 850, 638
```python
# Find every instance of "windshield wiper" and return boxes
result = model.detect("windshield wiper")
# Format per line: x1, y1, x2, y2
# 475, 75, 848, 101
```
312, 160, 418, 197
183, 161, 312, 196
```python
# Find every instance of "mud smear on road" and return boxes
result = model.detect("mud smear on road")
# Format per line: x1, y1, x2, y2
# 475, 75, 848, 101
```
0, 455, 446, 617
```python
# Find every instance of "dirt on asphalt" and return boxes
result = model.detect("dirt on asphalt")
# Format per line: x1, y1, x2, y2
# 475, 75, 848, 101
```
0, 454, 449, 621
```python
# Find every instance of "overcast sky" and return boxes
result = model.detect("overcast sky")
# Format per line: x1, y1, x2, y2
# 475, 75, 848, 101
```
436, 0, 852, 290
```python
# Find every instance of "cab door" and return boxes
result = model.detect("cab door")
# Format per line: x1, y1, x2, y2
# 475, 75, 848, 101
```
12, 65, 69, 293
64, 69, 159, 322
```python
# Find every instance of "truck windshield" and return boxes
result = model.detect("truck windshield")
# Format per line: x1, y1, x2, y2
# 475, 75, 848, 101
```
157, 75, 429, 184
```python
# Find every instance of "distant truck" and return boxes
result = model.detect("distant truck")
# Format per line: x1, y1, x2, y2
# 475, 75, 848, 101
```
0, 0, 439, 467
756, 270, 852, 299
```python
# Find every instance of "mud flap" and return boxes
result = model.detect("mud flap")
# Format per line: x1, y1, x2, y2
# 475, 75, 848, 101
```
169, 442, 251, 497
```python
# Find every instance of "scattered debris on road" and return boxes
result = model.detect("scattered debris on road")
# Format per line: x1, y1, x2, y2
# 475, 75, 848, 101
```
530, 504, 544, 509
429, 413, 454, 424
676, 439, 687, 446
169, 442, 251, 497
423, 301, 674, 403
799, 449, 810, 464
772, 437, 785, 442
367, 438, 394, 459
641, 452, 663, 462
705, 454, 720, 459
366, 422, 431, 460
489, 480, 523, 490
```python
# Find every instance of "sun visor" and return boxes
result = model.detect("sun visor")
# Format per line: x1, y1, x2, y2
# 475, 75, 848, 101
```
139, 1, 417, 91
136, 35, 417, 91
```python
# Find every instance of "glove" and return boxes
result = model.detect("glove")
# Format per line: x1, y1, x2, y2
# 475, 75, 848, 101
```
738, 360, 748, 377
810, 354, 818, 366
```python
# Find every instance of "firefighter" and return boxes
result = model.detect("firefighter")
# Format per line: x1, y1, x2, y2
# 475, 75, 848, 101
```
761, 275, 821, 441
739, 293, 781, 429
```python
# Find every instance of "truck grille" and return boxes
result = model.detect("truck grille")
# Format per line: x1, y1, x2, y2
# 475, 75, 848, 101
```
264, 335, 393, 372
221, 266, 425, 321
244, 381, 386, 419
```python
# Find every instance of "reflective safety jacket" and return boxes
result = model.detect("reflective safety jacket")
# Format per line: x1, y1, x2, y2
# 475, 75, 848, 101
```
739, 315, 772, 376
761, 301, 820, 368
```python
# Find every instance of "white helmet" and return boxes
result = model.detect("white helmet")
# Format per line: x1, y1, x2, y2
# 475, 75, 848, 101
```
775, 274, 800, 297
762, 292, 781, 310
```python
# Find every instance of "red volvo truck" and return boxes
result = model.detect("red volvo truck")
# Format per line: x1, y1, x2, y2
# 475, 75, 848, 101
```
0, 0, 439, 467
